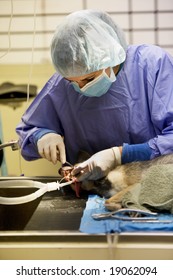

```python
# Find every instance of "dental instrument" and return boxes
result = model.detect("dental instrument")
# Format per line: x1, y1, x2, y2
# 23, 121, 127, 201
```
92, 208, 173, 223
92, 208, 159, 221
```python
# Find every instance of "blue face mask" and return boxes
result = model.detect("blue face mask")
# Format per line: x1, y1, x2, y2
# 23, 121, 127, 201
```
72, 68, 116, 97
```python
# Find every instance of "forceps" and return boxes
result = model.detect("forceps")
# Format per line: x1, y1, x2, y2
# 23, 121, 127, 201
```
92, 208, 159, 221
62, 161, 73, 168
92, 208, 173, 223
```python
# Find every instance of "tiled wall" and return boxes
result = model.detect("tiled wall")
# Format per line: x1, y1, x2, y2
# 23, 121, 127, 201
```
0, 0, 173, 176
0, 0, 173, 64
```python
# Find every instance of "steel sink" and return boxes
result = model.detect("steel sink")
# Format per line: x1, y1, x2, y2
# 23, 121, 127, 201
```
1, 179, 173, 261
0, 177, 87, 231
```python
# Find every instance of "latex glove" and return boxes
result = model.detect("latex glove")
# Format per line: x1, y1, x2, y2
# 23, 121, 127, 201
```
72, 147, 121, 181
37, 133, 66, 164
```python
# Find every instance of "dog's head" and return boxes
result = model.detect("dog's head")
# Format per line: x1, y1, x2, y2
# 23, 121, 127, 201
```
59, 150, 114, 198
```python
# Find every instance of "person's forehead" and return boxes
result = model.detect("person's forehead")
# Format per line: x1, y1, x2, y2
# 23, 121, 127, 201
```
67, 69, 103, 81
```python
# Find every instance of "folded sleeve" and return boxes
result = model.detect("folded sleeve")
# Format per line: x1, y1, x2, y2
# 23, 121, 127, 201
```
122, 142, 152, 163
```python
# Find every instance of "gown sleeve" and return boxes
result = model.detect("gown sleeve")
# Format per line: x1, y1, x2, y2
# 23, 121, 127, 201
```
122, 46, 173, 162
16, 74, 64, 161
147, 48, 173, 158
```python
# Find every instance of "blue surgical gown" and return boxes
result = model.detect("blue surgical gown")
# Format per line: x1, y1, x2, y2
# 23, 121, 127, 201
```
16, 44, 173, 164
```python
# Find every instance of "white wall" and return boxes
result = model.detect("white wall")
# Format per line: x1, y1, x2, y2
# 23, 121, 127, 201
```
0, 0, 173, 176
0, 64, 58, 176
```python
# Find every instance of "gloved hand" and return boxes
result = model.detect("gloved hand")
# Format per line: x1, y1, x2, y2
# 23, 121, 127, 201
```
72, 147, 121, 181
37, 133, 66, 164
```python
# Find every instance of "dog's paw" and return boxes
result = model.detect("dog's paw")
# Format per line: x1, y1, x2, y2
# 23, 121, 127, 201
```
104, 200, 122, 211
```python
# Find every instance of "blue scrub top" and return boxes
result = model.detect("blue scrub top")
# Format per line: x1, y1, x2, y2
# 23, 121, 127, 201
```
16, 44, 173, 164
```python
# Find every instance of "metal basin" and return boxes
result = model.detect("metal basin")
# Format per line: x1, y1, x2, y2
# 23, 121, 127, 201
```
0, 177, 87, 231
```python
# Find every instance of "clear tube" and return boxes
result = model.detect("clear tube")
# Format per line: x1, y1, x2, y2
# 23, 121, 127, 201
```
0, 180, 73, 205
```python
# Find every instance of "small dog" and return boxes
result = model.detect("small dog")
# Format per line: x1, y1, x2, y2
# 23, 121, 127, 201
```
60, 152, 173, 211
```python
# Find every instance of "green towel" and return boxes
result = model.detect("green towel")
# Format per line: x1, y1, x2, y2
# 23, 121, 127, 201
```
122, 164, 173, 213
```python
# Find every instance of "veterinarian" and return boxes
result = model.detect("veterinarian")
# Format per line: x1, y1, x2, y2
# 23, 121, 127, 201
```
16, 9, 173, 181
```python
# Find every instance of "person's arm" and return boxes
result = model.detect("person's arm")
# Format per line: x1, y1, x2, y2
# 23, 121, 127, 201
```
16, 74, 64, 162
146, 47, 173, 159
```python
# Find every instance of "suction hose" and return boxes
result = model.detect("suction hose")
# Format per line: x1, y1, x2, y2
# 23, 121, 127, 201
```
0, 180, 73, 205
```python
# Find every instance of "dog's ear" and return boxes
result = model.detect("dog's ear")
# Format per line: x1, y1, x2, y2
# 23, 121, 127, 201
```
77, 150, 91, 163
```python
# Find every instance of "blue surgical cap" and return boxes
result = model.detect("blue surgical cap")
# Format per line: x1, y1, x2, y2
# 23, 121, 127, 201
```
51, 9, 127, 77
